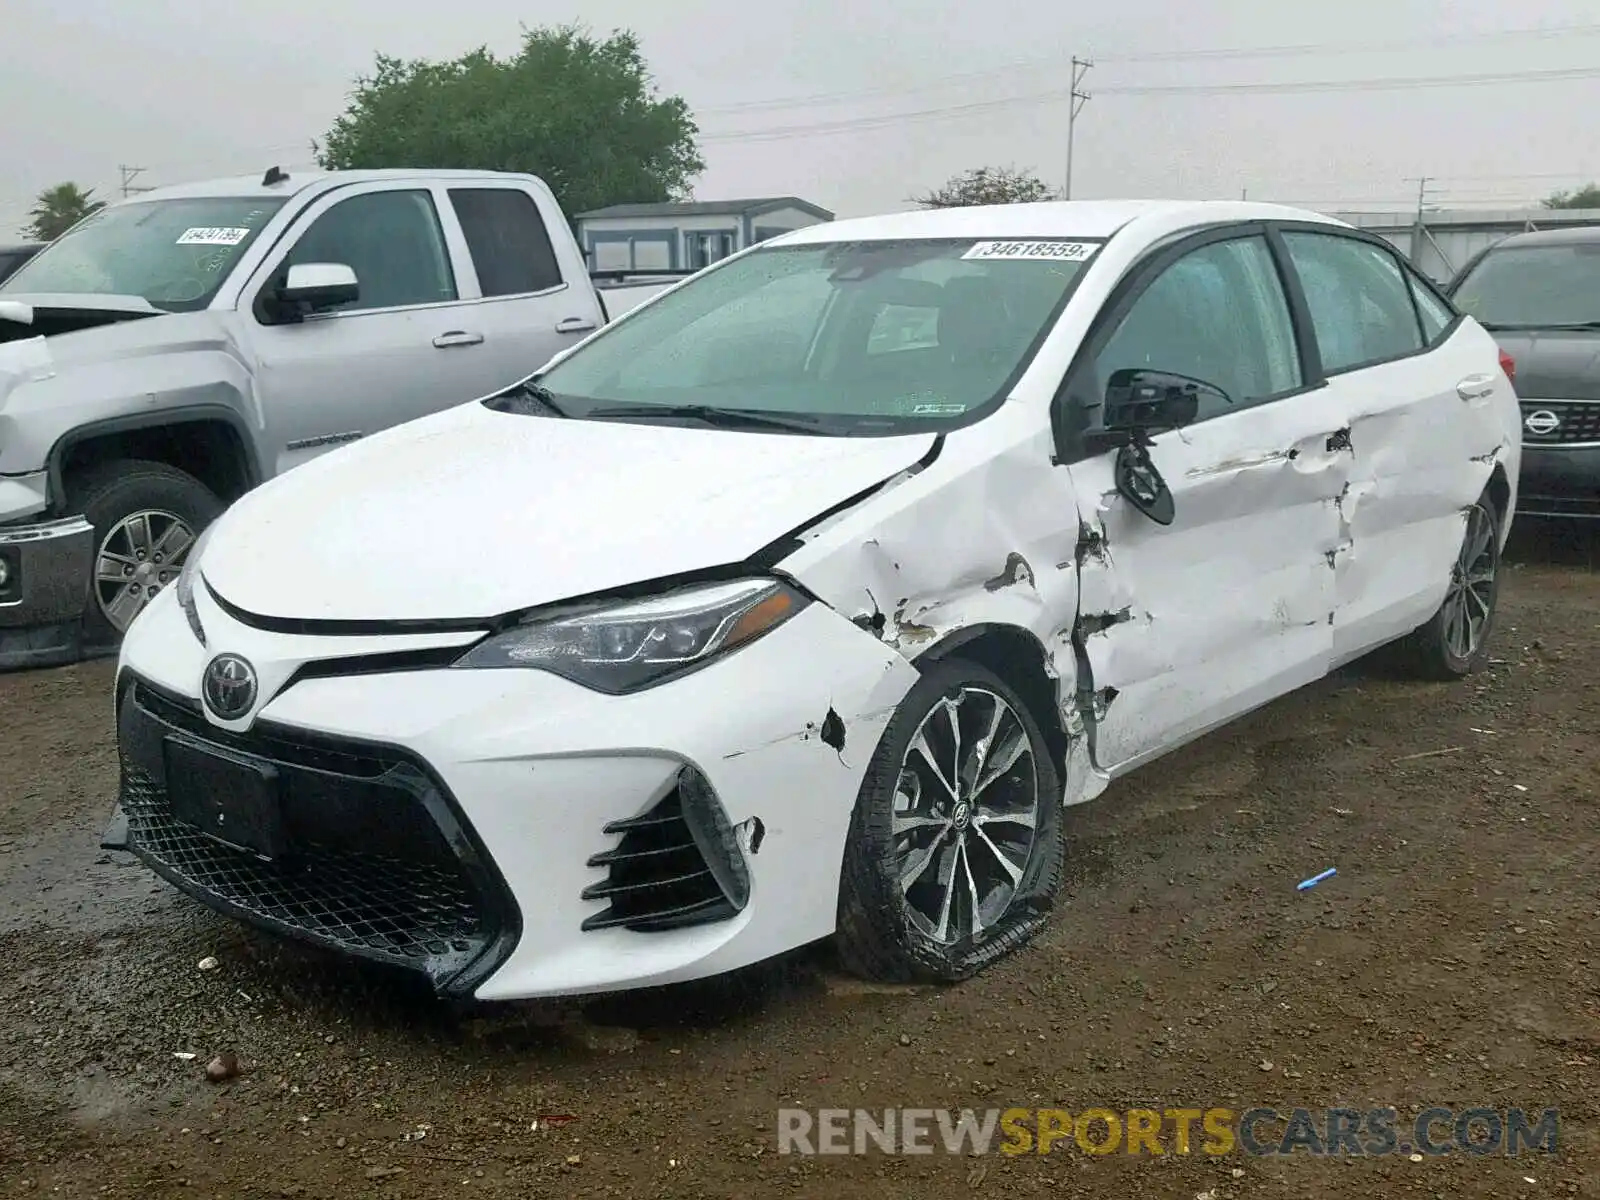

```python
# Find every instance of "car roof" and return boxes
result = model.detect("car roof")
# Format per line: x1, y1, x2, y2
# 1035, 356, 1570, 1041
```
1481, 224, 1600, 250
108, 168, 542, 205
774, 199, 1348, 246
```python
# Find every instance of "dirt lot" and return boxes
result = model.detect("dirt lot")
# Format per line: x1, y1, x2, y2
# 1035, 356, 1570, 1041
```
1, 523, 1597, 1199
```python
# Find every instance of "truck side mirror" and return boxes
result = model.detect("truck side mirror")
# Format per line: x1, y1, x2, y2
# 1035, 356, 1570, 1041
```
275, 262, 359, 319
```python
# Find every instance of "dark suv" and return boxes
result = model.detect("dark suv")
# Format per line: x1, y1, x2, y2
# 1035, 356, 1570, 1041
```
1450, 225, 1600, 519
0, 243, 43, 284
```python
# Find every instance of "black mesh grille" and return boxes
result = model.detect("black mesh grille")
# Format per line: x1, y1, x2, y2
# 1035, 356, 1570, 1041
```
1521, 401, 1600, 445
581, 777, 744, 933
117, 678, 518, 994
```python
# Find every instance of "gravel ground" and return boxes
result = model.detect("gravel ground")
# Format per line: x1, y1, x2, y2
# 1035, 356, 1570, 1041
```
1, 522, 1596, 1199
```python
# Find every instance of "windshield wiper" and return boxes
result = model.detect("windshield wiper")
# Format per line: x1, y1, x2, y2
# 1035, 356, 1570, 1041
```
484, 379, 569, 418
583, 403, 833, 434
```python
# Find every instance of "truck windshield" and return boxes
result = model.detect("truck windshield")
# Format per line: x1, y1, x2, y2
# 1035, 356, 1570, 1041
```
533, 237, 1100, 435
1451, 242, 1600, 329
0, 197, 287, 312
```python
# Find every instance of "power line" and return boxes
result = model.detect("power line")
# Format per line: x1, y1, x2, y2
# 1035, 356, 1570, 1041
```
1098, 65, 1600, 96
1094, 22, 1600, 62
695, 22, 1600, 116
701, 66, 1600, 142
700, 91, 1076, 142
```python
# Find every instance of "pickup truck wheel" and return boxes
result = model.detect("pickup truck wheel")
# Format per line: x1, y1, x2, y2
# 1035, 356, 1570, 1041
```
835, 657, 1064, 983
70, 461, 223, 647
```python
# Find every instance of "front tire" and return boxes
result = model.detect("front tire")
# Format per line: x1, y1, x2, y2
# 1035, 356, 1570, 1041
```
836, 657, 1064, 983
70, 460, 222, 651
1400, 495, 1502, 680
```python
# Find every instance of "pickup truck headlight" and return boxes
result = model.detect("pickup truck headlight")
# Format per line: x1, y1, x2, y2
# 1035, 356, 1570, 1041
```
454, 578, 808, 694
174, 524, 215, 645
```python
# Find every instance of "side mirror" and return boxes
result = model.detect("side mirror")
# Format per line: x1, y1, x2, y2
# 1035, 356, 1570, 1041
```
1081, 368, 1224, 457
1083, 369, 1226, 528
1103, 369, 1218, 433
276, 262, 359, 317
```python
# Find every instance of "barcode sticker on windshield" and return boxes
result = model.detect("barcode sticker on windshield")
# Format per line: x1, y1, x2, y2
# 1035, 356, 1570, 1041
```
962, 240, 1096, 262
176, 227, 252, 246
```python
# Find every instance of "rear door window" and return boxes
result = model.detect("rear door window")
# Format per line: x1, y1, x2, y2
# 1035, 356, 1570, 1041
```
448, 188, 564, 297
1407, 271, 1456, 343
1280, 232, 1424, 372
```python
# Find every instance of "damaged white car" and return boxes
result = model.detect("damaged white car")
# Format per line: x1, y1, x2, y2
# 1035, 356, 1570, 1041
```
107, 200, 1520, 1000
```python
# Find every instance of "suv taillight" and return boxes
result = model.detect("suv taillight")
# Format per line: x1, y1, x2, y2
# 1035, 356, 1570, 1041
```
1499, 347, 1516, 384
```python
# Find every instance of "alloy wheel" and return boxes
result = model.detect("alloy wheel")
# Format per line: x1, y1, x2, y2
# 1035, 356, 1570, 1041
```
891, 687, 1041, 945
94, 509, 195, 632
1442, 502, 1496, 662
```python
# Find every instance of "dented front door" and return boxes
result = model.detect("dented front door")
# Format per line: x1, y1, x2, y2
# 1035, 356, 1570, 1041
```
1068, 409, 1350, 773
1058, 229, 1347, 775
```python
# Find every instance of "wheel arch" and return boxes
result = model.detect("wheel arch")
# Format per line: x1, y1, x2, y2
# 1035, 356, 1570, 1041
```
1485, 462, 1511, 539
910, 623, 1072, 780
50, 407, 262, 514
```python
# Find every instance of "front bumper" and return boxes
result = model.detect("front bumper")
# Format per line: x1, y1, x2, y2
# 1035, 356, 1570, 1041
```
114, 582, 920, 1000
0, 514, 94, 669
1516, 443, 1600, 519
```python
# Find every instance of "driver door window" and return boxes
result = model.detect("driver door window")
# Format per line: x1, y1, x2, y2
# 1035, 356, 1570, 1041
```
280, 189, 457, 315
1095, 235, 1301, 423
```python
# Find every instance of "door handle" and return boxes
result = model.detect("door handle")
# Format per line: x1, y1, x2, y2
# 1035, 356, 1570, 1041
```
1456, 373, 1496, 401
432, 330, 484, 348
555, 316, 598, 335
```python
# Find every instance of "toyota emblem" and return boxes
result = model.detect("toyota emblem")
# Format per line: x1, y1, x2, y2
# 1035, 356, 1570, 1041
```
202, 653, 258, 720
1524, 409, 1561, 437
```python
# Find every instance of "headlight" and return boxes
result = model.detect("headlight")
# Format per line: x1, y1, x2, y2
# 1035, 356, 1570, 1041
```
175, 524, 215, 645
454, 578, 809, 693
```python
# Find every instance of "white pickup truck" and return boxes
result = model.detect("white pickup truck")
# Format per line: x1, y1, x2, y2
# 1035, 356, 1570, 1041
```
0, 167, 682, 668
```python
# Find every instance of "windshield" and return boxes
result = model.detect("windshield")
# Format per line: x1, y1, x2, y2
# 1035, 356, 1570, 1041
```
0, 197, 286, 312
532, 237, 1100, 434
1451, 242, 1600, 329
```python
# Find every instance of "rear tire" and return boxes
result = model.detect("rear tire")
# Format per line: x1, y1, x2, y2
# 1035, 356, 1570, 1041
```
69, 460, 222, 651
836, 657, 1064, 983
1397, 494, 1502, 680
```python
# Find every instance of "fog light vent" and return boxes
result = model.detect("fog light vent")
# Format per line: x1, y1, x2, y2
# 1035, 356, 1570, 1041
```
580, 767, 748, 933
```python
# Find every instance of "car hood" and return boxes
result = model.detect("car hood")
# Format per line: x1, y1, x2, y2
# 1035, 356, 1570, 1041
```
1487, 328, 1600, 402
201, 401, 937, 624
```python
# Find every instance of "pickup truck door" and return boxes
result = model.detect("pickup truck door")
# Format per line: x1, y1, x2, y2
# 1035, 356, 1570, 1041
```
432, 182, 608, 385
237, 180, 502, 475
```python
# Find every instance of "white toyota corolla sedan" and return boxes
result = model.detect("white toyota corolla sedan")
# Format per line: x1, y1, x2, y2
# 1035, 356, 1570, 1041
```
108, 200, 1521, 1001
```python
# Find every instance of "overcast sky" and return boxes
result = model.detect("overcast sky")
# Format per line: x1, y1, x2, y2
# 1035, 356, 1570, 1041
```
4, 0, 1599, 234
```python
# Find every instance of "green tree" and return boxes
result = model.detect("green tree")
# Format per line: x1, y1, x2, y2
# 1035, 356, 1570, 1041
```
317, 25, 703, 220
1542, 183, 1600, 209
23, 182, 105, 240
914, 166, 1057, 209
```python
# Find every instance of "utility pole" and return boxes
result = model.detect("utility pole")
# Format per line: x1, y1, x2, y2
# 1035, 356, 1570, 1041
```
118, 165, 150, 197
1406, 176, 1434, 268
1064, 57, 1092, 200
